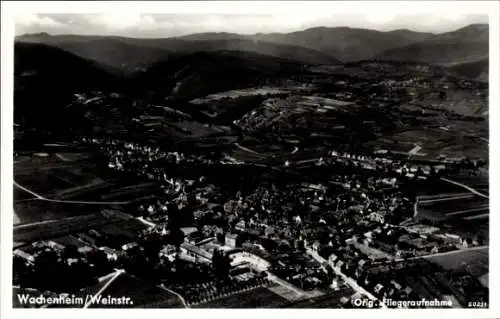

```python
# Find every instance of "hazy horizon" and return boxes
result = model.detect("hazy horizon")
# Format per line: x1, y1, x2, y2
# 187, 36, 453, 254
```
15, 13, 489, 39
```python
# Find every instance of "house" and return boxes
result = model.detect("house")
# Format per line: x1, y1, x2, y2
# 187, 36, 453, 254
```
180, 242, 212, 263
358, 259, 368, 268
67, 258, 79, 266
374, 283, 384, 294
335, 260, 345, 269
312, 241, 321, 252
328, 253, 338, 265
121, 242, 139, 251
404, 286, 413, 295
13, 249, 35, 263
391, 280, 402, 290
225, 233, 239, 248
181, 227, 198, 237
46, 241, 64, 252
186, 231, 203, 245
78, 246, 93, 254
159, 244, 177, 261
235, 220, 246, 231
99, 247, 118, 261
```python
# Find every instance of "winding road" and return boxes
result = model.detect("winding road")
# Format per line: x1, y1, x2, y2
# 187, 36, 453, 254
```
158, 284, 189, 308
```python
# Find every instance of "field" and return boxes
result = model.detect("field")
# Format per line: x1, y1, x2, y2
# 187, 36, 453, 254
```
426, 247, 488, 273
414, 179, 468, 197
281, 288, 355, 308
418, 195, 489, 220
13, 151, 163, 226
14, 200, 113, 225
190, 87, 289, 104
194, 286, 288, 308
351, 242, 394, 260
14, 152, 111, 200
13, 211, 131, 244
51, 235, 89, 248
448, 174, 489, 190
92, 218, 148, 240
425, 247, 489, 287
369, 127, 487, 159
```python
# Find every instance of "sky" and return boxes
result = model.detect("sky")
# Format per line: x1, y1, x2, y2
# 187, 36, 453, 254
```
14, 12, 489, 38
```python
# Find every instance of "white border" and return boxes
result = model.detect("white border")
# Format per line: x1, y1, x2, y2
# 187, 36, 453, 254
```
1, 1, 499, 319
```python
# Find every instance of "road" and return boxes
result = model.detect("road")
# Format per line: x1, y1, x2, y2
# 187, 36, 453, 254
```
408, 144, 422, 156
445, 206, 489, 217
158, 284, 189, 308
306, 248, 387, 308
83, 269, 125, 308
418, 194, 474, 204
137, 216, 157, 227
440, 178, 489, 199
234, 143, 261, 155
13, 180, 130, 205
463, 213, 489, 220
14, 181, 43, 199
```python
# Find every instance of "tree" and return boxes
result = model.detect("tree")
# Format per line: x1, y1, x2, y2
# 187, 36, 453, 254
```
141, 232, 163, 264
168, 227, 185, 257
212, 249, 231, 282
63, 244, 80, 259
87, 249, 112, 277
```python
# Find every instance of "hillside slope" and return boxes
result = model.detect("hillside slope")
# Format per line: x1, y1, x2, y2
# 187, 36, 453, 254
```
251, 27, 433, 62
129, 50, 307, 102
16, 34, 340, 75
375, 24, 488, 65
14, 42, 120, 132
447, 59, 489, 83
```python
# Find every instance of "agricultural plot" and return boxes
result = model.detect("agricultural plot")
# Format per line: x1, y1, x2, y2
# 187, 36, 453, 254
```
14, 200, 104, 225
369, 128, 487, 159
165, 121, 222, 138
51, 235, 89, 248
15, 171, 78, 196
266, 282, 303, 301
13, 211, 128, 243
97, 182, 160, 201
351, 242, 394, 260
426, 247, 489, 284
414, 179, 467, 197
418, 195, 488, 219
14, 187, 36, 201
194, 286, 288, 308
190, 87, 289, 104
54, 152, 92, 162
92, 219, 148, 240
282, 288, 355, 308
448, 174, 489, 189
14, 155, 109, 200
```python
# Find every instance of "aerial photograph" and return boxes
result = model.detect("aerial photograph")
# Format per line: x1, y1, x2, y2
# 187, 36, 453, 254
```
11, 8, 490, 309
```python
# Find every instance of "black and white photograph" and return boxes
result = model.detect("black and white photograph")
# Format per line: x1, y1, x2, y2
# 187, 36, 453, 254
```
1, 1, 499, 315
